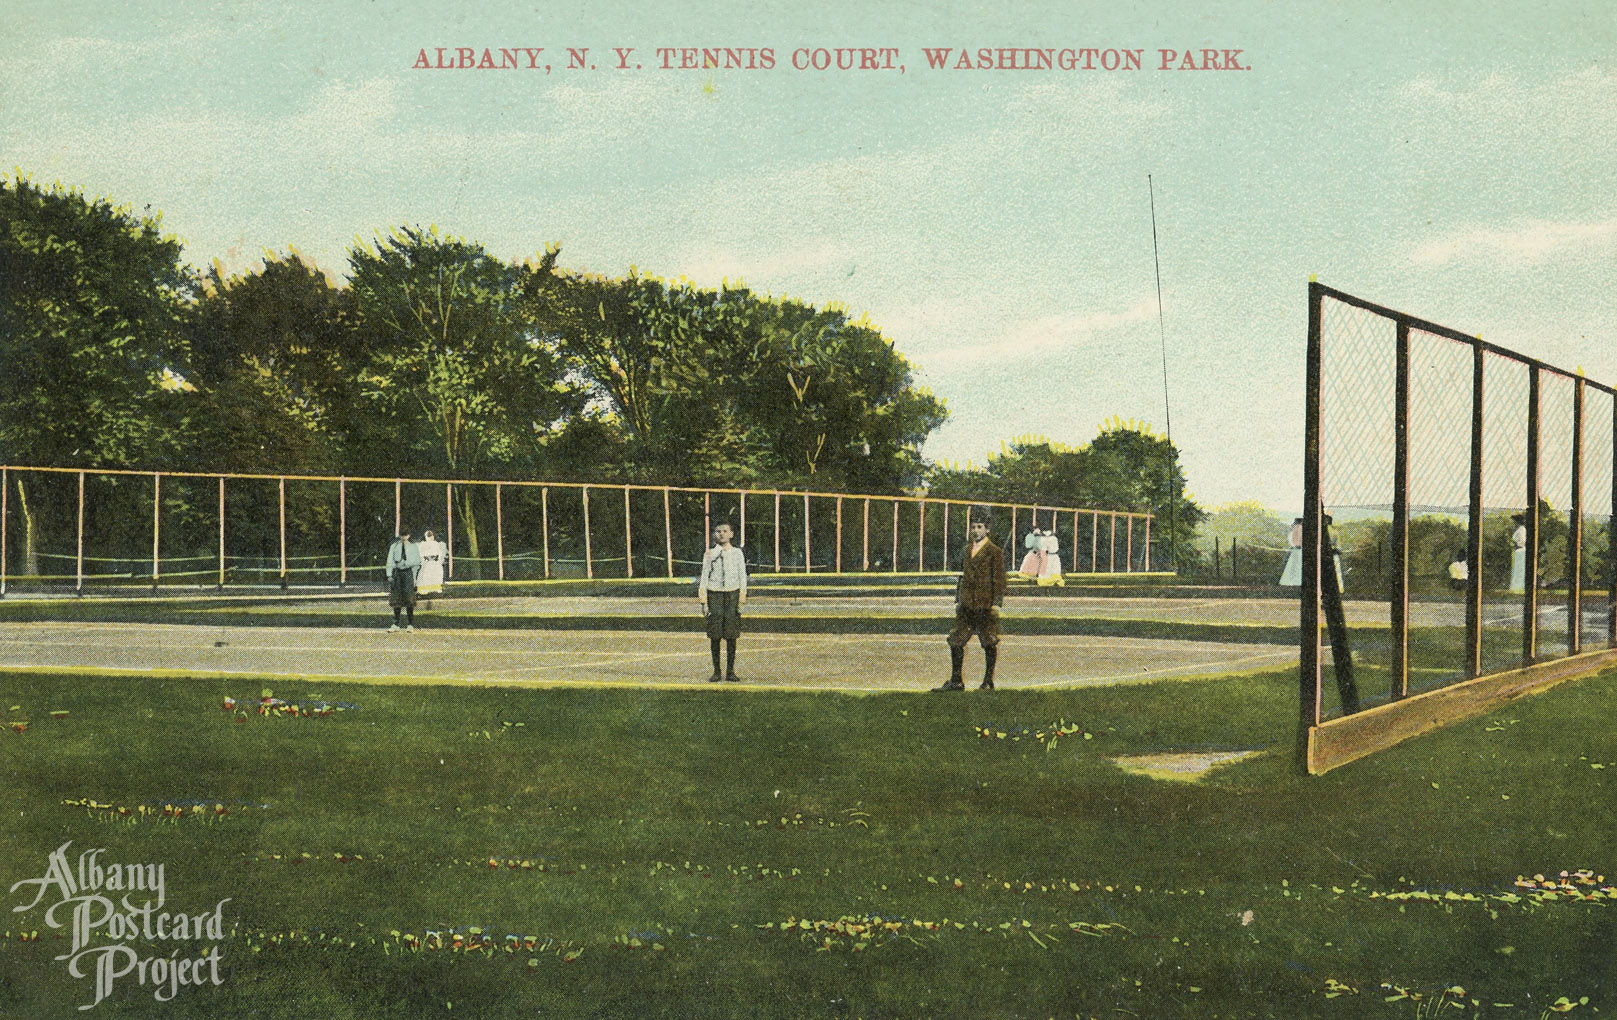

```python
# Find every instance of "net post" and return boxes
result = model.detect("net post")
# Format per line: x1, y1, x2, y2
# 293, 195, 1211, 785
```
1299, 282, 1325, 767
803, 494, 812, 574
1126, 514, 1135, 572
583, 486, 593, 580
1110, 512, 1117, 572
663, 487, 674, 579
151, 472, 161, 589
75, 470, 84, 595
1072, 509, 1079, 572
1524, 367, 1541, 661
1091, 512, 1098, 571
624, 486, 633, 579
773, 493, 780, 572
1390, 321, 1411, 699
740, 491, 747, 548
339, 478, 347, 587
1610, 395, 1616, 647
940, 502, 949, 573
394, 479, 401, 537
918, 500, 925, 573
542, 487, 551, 578
890, 499, 899, 573
706, 492, 713, 557
218, 477, 225, 590
445, 483, 453, 580
1, 465, 7, 597
1464, 344, 1485, 677
1569, 377, 1585, 655
496, 483, 505, 582
1144, 513, 1151, 571
279, 477, 288, 589
862, 497, 869, 571
836, 496, 843, 572
1010, 506, 1017, 565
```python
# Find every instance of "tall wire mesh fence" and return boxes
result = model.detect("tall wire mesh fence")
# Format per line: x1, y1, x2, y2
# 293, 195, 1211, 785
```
0, 467, 1156, 595
1305, 283, 1617, 731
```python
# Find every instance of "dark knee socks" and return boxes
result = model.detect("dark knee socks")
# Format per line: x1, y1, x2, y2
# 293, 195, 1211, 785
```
406, 606, 414, 624
726, 639, 737, 676
984, 645, 998, 683
710, 639, 722, 675
950, 644, 965, 680
393, 608, 402, 624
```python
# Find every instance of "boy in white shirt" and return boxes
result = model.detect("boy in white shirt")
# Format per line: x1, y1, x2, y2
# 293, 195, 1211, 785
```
698, 522, 748, 682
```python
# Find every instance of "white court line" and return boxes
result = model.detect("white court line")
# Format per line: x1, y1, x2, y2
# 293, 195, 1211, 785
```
0, 632, 1291, 673
803, 632, 1292, 653
476, 642, 824, 678
1011, 649, 1298, 689
0, 635, 604, 660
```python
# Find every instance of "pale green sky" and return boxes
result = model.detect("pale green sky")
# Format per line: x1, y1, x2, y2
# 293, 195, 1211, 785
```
6, 1, 1614, 510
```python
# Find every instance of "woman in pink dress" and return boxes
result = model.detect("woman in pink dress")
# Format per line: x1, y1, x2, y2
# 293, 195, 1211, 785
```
1019, 529, 1042, 576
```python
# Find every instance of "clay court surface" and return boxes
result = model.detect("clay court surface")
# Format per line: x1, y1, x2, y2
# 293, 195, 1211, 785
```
6, 590, 1595, 691
0, 593, 1300, 691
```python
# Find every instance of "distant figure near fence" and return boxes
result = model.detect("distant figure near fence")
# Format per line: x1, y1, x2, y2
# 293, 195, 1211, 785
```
1510, 513, 1528, 594
1279, 518, 1303, 587
1038, 529, 1064, 586
1018, 529, 1042, 577
386, 531, 421, 632
417, 529, 447, 596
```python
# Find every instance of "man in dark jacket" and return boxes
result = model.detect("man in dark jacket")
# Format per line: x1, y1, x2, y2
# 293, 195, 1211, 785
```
934, 510, 1007, 691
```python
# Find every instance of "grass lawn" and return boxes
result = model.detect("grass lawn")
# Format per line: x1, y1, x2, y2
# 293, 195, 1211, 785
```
0, 663, 1612, 1019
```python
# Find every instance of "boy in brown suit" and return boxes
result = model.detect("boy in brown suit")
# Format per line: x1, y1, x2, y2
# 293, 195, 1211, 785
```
934, 510, 1007, 691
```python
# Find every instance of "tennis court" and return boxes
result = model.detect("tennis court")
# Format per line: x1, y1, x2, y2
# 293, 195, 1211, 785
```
0, 594, 1296, 690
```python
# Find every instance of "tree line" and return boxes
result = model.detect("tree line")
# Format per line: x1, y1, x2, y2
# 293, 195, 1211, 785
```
0, 175, 1201, 569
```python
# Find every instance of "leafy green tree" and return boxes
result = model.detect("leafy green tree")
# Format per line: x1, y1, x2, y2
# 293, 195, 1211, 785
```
348, 227, 586, 566
928, 423, 1203, 568
187, 253, 362, 475
0, 176, 197, 572
546, 271, 944, 490
743, 304, 944, 490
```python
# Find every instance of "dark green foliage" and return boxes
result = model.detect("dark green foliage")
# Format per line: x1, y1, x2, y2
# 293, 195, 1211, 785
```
540, 270, 946, 489
0, 175, 197, 470
930, 428, 1204, 566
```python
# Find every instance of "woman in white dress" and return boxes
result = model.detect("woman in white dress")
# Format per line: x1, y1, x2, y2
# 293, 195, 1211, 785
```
1278, 518, 1303, 586
1038, 529, 1064, 586
416, 528, 448, 596
1509, 513, 1527, 594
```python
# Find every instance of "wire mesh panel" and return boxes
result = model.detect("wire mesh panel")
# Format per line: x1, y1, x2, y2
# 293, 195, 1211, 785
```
1477, 353, 1531, 674
75, 473, 151, 588
1306, 282, 1617, 759
1581, 386, 1615, 650
158, 474, 218, 588
498, 485, 545, 580
282, 479, 341, 586
1318, 301, 1397, 711
344, 480, 394, 584
1538, 374, 1578, 658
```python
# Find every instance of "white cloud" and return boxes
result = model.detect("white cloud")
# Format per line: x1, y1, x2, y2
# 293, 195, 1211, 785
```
1411, 216, 1617, 266
917, 296, 1159, 370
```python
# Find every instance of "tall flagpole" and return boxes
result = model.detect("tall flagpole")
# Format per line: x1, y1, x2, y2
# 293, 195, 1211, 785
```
1149, 174, 1177, 571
